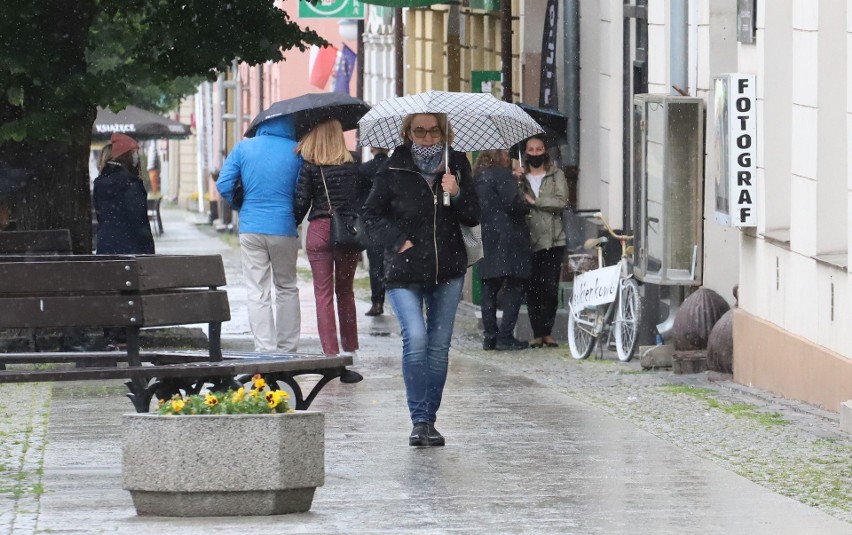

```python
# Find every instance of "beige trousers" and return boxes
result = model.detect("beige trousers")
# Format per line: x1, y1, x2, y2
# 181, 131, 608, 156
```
240, 233, 300, 352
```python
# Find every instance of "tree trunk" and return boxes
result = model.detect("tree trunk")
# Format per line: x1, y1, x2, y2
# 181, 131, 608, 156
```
0, 0, 97, 253
7, 123, 96, 254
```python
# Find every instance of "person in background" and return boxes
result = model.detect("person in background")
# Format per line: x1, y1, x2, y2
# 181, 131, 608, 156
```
93, 134, 154, 350
473, 149, 531, 351
93, 134, 154, 255
294, 119, 368, 357
514, 135, 568, 348
358, 147, 389, 316
146, 140, 160, 195
216, 118, 302, 353
363, 113, 480, 447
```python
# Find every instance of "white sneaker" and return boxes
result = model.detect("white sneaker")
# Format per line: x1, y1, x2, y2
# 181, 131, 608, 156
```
340, 350, 359, 365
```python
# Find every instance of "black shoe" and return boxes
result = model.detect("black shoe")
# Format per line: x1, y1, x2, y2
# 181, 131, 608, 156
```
482, 336, 496, 350
426, 423, 445, 446
409, 422, 429, 446
339, 369, 363, 384
495, 336, 529, 351
365, 303, 384, 316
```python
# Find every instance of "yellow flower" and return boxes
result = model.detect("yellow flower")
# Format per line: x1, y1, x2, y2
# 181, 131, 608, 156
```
265, 391, 279, 408
249, 389, 260, 399
204, 393, 218, 406
172, 399, 185, 412
231, 387, 245, 402
252, 374, 267, 390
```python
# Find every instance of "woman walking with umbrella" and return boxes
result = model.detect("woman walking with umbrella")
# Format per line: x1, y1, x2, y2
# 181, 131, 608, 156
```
363, 113, 480, 447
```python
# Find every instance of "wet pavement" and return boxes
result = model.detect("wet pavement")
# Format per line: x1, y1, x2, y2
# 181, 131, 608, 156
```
1, 207, 850, 534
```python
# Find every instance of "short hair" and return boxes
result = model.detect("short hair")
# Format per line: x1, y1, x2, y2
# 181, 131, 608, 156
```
296, 119, 354, 165
400, 113, 455, 146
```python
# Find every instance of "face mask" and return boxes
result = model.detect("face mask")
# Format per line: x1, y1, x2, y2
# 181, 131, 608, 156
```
411, 142, 444, 160
131, 151, 140, 167
525, 153, 548, 168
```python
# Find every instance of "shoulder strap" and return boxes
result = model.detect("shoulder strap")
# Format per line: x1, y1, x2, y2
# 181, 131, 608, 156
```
318, 166, 334, 215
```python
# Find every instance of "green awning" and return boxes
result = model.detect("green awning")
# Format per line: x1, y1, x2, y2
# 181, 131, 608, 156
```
359, 0, 453, 7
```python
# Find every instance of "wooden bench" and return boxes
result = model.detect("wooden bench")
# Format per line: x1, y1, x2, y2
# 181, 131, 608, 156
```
0, 229, 73, 255
0, 254, 360, 412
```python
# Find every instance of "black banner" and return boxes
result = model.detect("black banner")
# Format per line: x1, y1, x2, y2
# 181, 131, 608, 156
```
539, 0, 559, 108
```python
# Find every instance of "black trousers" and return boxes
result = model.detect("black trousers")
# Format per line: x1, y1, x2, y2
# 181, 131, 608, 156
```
526, 246, 565, 338
366, 245, 385, 305
480, 276, 526, 339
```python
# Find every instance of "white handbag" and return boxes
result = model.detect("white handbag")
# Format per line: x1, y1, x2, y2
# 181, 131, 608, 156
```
461, 224, 483, 266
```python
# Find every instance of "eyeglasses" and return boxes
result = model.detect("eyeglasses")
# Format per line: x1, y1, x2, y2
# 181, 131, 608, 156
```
411, 126, 442, 139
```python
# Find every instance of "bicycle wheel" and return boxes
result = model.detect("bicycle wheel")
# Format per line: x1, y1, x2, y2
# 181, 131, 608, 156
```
567, 305, 598, 359
614, 278, 642, 362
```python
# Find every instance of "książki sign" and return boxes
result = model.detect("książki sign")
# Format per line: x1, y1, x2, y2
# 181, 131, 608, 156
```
713, 73, 757, 228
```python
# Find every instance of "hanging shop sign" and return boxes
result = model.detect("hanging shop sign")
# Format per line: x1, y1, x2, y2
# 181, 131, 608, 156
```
538, 0, 559, 108
713, 73, 757, 228
299, 0, 365, 19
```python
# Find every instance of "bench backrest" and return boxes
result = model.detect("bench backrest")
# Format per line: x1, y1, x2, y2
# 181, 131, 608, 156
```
0, 254, 230, 329
0, 230, 72, 255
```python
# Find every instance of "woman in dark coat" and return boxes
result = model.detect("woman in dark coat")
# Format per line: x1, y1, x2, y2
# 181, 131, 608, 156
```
92, 133, 154, 349
363, 112, 480, 447
473, 149, 531, 351
92, 133, 155, 255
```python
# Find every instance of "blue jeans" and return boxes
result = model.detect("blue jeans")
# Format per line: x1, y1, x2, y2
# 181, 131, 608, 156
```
387, 276, 464, 425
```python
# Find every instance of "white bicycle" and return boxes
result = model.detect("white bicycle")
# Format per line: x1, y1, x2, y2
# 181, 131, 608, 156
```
566, 212, 642, 362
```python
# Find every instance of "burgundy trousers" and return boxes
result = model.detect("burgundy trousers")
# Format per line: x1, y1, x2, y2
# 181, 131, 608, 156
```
305, 218, 360, 355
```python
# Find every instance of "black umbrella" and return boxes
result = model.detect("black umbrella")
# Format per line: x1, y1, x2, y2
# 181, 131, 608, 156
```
93, 106, 192, 140
244, 93, 370, 139
0, 167, 32, 203
515, 103, 569, 149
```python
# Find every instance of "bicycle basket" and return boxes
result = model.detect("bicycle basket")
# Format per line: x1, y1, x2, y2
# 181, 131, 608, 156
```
567, 253, 597, 274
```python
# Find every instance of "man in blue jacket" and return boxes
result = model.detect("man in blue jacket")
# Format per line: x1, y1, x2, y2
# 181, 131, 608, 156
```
216, 118, 302, 352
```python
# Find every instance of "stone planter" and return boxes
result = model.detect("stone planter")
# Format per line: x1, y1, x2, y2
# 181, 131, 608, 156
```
122, 411, 324, 517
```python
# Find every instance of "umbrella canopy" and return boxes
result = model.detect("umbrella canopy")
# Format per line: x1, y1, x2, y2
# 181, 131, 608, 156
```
516, 104, 569, 146
244, 93, 371, 139
0, 167, 32, 203
357, 91, 544, 152
359, 0, 453, 6
93, 106, 192, 140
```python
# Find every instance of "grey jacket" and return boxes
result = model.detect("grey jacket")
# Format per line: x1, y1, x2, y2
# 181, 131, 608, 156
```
520, 166, 568, 252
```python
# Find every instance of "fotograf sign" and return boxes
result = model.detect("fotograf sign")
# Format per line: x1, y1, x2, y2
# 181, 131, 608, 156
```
298, 0, 364, 19
570, 265, 621, 309
713, 73, 757, 227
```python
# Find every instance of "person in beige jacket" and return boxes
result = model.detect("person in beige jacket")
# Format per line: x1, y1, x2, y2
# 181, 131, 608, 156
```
514, 135, 568, 348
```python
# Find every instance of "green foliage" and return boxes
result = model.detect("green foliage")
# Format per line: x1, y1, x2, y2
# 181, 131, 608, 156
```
157, 375, 291, 415
0, 0, 326, 144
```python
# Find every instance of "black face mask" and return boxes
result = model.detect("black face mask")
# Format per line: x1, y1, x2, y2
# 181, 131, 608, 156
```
525, 154, 548, 168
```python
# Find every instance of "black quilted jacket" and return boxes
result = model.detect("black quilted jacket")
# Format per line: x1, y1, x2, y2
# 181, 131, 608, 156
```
294, 162, 369, 224
362, 145, 480, 287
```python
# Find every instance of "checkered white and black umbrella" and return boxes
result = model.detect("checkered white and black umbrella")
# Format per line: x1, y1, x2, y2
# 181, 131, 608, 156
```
358, 91, 544, 152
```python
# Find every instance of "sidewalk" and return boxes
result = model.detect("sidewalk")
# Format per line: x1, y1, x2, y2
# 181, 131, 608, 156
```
0, 206, 850, 534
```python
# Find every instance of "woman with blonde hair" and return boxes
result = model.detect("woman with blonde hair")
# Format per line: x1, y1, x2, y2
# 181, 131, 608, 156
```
294, 119, 369, 356
363, 112, 479, 447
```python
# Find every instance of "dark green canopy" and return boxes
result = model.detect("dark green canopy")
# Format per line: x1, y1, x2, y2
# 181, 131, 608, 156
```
359, 0, 453, 7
